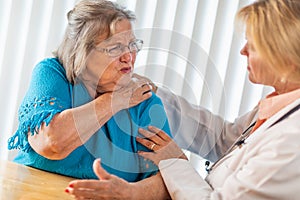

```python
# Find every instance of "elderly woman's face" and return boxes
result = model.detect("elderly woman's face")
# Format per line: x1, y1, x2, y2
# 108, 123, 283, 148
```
85, 19, 137, 94
240, 33, 278, 86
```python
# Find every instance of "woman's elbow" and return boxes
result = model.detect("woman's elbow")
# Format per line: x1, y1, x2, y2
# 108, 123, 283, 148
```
28, 131, 71, 160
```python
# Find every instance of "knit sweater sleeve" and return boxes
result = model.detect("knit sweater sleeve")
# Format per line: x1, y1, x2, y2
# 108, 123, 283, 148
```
8, 58, 72, 152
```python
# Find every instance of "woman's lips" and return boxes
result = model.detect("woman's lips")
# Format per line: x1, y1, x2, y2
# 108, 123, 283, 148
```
120, 67, 132, 74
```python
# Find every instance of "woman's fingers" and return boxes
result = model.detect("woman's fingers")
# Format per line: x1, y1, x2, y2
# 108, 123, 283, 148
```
132, 83, 152, 99
66, 165, 133, 199
93, 159, 110, 180
125, 80, 152, 105
68, 179, 101, 190
132, 73, 158, 93
110, 79, 152, 112
67, 185, 97, 199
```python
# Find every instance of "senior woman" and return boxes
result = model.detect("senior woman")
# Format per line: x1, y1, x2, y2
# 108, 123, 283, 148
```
66, 0, 300, 199
7, 0, 171, 183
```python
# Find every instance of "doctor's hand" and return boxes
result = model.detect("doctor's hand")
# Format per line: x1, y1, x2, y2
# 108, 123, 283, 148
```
65, 159, 133, 200
137, 126, 188, 165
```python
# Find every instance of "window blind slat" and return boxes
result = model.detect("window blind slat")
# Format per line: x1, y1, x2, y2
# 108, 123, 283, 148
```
45, 0, 77, 57
143, 0, 178, 87
0, 0, 34, 160
163, 0, 198, 95
181, 1, 218, 104
0, 1, 12, 77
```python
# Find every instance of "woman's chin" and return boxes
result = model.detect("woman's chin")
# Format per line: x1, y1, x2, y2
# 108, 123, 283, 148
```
114, 82, 130, 91
117, 76, 132, 87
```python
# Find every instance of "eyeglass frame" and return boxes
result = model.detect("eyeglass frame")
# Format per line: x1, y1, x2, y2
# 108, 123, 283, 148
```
94, 39, 143, 57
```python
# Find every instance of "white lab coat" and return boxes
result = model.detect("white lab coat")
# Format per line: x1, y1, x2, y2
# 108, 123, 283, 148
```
157, 88, 300, 200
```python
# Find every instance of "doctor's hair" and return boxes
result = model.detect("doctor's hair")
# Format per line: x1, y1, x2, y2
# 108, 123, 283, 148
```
236, 0, 300, 82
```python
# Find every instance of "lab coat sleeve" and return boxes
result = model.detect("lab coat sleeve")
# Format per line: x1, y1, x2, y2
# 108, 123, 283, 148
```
159, 115, 300, 200
157, 87, 258, 161
159, 159, 212, 200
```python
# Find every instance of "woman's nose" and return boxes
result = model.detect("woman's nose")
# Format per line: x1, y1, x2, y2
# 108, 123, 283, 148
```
120, 51, 133, 63
240, 44, 248, 56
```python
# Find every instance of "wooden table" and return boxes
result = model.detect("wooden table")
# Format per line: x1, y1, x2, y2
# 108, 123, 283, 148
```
0, 160, 75, 200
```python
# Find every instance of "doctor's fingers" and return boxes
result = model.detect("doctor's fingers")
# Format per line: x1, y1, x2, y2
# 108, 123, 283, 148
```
148, 126, 172, 142
138, 128, 166, 145
136, 137, 158, 151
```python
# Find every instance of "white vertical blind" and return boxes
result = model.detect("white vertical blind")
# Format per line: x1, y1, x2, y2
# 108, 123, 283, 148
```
163, 0, 198, 96
0, 0, 34, 160
0, 0, 78, 160
0, 0, 266, 177
200, 0, 240, 115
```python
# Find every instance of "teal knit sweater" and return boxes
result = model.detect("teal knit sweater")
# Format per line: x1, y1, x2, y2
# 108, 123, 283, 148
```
8, 58, 171, 182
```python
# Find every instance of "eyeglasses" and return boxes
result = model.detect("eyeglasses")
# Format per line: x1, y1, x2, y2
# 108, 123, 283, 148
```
94, 39, 143, 57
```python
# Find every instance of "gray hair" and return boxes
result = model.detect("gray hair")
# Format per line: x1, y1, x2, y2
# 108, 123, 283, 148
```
54, 0, 136, 84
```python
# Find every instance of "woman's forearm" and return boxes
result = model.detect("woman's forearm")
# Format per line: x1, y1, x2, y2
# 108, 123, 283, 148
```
28, 94, 114, 160
28, 81, 152, 160
131, 173, 171, 200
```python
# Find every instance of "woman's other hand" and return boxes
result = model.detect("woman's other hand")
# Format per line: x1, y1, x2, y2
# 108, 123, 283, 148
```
137, 126, 188, 165
66, 159, 134, 199
108, 76, 153, 114
132, 73, 158, 93
66, 158, 171, 199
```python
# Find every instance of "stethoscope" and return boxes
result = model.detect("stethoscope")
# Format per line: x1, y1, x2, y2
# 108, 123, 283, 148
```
205, 121, 255, 173
205, 103, 300, 173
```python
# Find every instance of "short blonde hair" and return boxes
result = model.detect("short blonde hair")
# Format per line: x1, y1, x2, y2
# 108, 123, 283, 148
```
54, 0, 135, 84
237, 0, 300, 82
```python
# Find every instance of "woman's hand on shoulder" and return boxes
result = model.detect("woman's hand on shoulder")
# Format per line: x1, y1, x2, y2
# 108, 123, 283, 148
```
107, 76, 153, 113
132, 73, 158, 93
